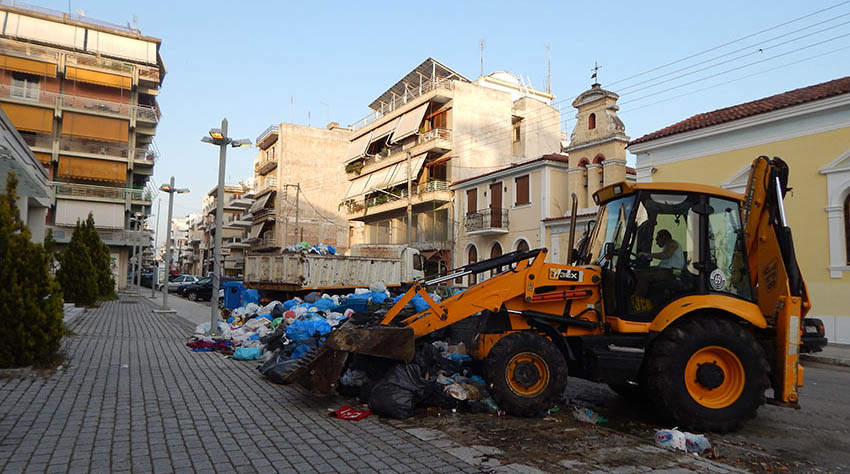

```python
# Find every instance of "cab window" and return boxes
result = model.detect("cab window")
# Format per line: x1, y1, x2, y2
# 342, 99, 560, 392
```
707, 197, 751, 299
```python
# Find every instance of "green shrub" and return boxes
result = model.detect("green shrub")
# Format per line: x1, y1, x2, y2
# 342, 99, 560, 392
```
0, 171, 64, 368
82, 213, 115, 298
57, 221, 98, 306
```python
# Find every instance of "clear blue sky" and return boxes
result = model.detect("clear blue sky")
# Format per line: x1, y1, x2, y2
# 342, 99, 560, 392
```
35, 0, 850, 243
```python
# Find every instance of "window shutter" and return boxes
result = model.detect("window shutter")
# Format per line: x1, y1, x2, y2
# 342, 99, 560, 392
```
466, 189, 477, 214
515, 175, 529, 205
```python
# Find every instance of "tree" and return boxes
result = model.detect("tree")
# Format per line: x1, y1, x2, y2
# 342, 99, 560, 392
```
82, 213, 115, 298
0, 171, 64, 368
56, 220, 98, 306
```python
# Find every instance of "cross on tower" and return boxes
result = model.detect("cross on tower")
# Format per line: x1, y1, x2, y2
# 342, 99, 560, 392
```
591, 62, 601, 85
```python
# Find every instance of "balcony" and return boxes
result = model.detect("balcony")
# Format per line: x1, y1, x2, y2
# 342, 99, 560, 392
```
52, 181, 149, 202
252, 236, 280, 251
464, 209, 510, 235
64, 50, 134, 75
344, 180, 451, 218
351, 129, 452, 178
256, 177, 277, 196
349, 78, 453, 131
254, 156, 277, 176
256, 124, 278, 149
49, 225, 149, 247
0, 39, 60, 66
232, 214, 253, 228
134, 147, 158, 165
228, 194, 254, 209
0, 84, 159, 123
223, 240, 250, 249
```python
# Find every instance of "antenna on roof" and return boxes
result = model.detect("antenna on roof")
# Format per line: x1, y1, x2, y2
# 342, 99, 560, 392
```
479, 39, 485, 77
546, 43, 551, 93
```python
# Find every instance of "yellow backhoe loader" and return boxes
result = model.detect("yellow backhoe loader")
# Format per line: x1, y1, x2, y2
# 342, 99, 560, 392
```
285, 156, 809, 432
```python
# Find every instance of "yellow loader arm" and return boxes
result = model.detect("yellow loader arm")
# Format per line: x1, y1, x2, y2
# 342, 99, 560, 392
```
742, 156, 811, 405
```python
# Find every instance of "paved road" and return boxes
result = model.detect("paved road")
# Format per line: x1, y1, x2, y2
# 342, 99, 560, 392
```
566, 362, 850, 473
0, 297, 481, 474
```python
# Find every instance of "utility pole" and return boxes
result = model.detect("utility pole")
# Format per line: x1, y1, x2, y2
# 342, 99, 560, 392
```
294, 183, 300, 244
406, 151, 413, 244
162, 177, 175, 310
546, 43, 551, 94
479, 39, 485, 77
211, 118, 227, 335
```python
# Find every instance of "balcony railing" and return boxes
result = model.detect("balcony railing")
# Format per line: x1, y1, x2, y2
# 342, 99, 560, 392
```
52, 181, 149, 201
254, 156, 277, 175
464, 209, 510, 233
0, 38, 59, 65
349, 78, 453, 131
0, 1, 141, 34
134, 147, 157, 164
0, 84, 159, 123
48, 225, 149, 246
257, 177, 277, 195
256, 124, 278, 146
65, 51, 134, 75
417, 128, 451, 143
253, 236, 280, 249
345, 180, 450, 213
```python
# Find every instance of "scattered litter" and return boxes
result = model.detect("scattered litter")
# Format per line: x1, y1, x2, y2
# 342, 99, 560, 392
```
233, 347, 262, 360
328, 405, 371, 421
572, 407, 608, 424
121, 364, 128, 369
655, 428, 712, 454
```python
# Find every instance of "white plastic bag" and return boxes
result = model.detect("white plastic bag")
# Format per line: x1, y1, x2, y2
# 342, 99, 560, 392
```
655, 428, 687, 452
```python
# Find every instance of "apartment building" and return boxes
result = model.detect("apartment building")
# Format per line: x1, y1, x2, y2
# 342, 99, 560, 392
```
185, 214, 205, 276
340, 58, 561, 276
201, 184, 253, 277
248, 122, 351, 253
0, 3, 164, 288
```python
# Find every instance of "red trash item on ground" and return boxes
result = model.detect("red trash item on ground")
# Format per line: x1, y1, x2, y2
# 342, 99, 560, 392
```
328, 405, 371, 421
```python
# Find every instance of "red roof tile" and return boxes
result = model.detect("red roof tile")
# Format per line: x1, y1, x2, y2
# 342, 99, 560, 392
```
628, 75, 850, 146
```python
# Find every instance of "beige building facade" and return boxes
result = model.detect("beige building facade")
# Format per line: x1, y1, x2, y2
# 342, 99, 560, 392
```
201, 184, 253, 277
248, 122, 350, 253
340, 58, 561, 276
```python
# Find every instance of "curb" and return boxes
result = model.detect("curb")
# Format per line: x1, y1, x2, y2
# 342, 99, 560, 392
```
800, 353, 850, 368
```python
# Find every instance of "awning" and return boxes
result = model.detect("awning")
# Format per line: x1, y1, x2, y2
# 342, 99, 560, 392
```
58, 156, 126, 183
385, 154, 427, 189
0, 103, 53, 133
365, 165, 396, 192
248, 192, 272, 214
65, 66, 132, 90
369, 117, 399, 143
34, 152, 51, 164
342, 173, 372, 200
60, 112, 129, 142
391, 103, 429, 144
0, 55, 56, 77
344, 130, 373, 163
248, 223, 264, 240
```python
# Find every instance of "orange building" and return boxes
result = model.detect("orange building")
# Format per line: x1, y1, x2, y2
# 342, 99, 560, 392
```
0, 2, 165, 288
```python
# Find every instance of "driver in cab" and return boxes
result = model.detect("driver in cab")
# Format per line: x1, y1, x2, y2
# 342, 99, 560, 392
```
639, 230, 684, 268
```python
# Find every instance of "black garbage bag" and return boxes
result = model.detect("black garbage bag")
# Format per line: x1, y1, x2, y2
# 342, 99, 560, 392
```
270, 303, 284, 318
257, 351, 300, 384
368, 363, 428, 419
420, 380, 460, 409
303, 291, 321, 303
260, 325, 288, 352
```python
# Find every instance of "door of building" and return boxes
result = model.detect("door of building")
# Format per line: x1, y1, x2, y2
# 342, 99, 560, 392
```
490, 182, 502, 228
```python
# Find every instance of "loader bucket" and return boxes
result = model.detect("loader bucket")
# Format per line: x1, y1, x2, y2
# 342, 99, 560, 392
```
282, 323, 415, 394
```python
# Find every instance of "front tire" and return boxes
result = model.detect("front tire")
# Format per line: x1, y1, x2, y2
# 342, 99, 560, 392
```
485, 331, 568, 417
646, 317, 769, 433
188, 292, 198, 301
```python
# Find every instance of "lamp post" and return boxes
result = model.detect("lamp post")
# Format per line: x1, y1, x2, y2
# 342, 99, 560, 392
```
151, 198, 161, 298
130, 212, 147, 290
159, 177, 189, 310
201, 118, 251, 335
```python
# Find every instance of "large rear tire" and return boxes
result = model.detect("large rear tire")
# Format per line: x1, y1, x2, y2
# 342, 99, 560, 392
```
485, 331, 568, 417
646, 317, 769, 433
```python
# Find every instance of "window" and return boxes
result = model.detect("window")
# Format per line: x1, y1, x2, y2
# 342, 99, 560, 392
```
427, 109, 448, 131
515, 175, 530, 206
466, 188, 478, 215
513, 121, 521, 142
516, 239, 529, 253
588, 113, 596, 130
11, 72, 40, 100
490, 242, 503, 276
707, 197, 751, 298
430, 163, 446, 182
845, 193, 850, 264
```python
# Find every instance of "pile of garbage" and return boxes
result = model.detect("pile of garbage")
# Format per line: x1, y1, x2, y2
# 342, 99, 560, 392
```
282, 241, 336, 255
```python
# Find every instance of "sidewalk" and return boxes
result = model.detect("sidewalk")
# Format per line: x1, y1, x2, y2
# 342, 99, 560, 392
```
801, 343, 850, 367
142, 288, 214, 327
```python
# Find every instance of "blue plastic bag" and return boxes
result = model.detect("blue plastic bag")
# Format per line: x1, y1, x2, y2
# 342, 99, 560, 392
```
242, 289, 260, 306
312, 298, 338, 311
285, 319, 332, 341
370, 292, 387, 304
291, 344, 312, 359
283, 298, 300, 310
233, 347, 262, 360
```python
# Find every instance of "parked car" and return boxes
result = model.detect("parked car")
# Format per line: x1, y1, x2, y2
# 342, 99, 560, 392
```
158, 274, 199, 292
801, 317, 828, 353
139, 272, 154, 288
182, 277, 239, 302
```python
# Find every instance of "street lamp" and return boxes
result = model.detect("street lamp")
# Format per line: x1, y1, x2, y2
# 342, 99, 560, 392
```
201, 118, 251, 335
158, 177, 189, 311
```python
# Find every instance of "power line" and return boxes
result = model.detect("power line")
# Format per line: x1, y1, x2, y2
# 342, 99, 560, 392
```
606, 0, 850, 87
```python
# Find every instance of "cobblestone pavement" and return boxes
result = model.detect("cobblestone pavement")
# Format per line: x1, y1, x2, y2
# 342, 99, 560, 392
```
0, 297, 483, 474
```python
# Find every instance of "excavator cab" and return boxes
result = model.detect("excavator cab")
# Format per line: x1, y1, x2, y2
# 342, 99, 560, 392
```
585, 187, 753, 323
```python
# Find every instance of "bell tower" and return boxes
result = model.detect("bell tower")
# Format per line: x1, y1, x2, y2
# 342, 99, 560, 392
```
565, 82, 629, 208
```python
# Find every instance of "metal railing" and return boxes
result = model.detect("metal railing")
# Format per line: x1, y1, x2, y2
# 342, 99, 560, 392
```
349, 180, 450, 211
349, 78, 453, 131
56, 135, 128, 157
0, 1, 141, 33
65, 51, 134, 75
48, 225, 150, 245
417, 128, 451, 143
51, 181, 149, 201
0, 84, 159, 122
253, 236, 279, 249
0, 38, 59, 64
256, 124, 278, 146
257, 177, 277, 194
254, 156, 278, 174
134, 147, 157, 164
464, 209, 510, 233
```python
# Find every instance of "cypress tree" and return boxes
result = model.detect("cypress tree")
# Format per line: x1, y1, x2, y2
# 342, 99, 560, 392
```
0, 171, 64, 368
57, 220, 98, 306
82, 213, 115, 297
